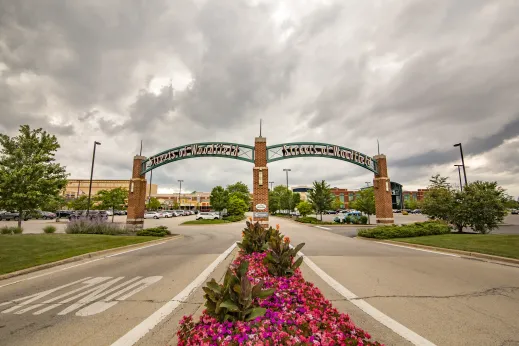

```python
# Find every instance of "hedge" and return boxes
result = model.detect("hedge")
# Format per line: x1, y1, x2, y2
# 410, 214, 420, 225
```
136, 226, 171, 237
357, 221, 451, 239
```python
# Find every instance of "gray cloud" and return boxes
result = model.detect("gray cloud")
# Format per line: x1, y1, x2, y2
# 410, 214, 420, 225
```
1, 0, 519, 197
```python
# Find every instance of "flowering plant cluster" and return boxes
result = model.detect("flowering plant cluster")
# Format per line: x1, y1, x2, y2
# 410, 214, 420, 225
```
178, 222, 382, 345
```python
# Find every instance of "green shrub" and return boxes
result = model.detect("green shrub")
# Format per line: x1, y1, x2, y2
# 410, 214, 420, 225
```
65, 219, 128, 235
43, 225, 57, 234
203, 260, 274, 322
358, 221, 450, 239
1, 226, 23, 235
264, 230, 304, 277
344, 216, 352, 224
136, 226, 171, 237
402, 211, 409, 215
223, 215, 245, 222
360, 215, 368, 225
237, 221, 271, 254
296, 216, 319, 224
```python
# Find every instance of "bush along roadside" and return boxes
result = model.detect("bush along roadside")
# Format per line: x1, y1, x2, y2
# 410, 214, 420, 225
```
177, 221, 381, 345
136, 226, 172, 237
43, 225, 57, 234
65, 219, 129, 235
358, 221, 450, 239
1, 226, 24, 235
295, 216, 334, 225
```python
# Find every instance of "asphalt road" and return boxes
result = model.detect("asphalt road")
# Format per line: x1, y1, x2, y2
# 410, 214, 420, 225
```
1, 215, 518, 345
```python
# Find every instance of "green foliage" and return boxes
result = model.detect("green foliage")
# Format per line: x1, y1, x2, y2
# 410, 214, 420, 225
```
43, 225, 57, 234
422, 186, 453, 221
203, 261, 275, 322
269, 185, 292, 212
345, 215, 352, 224
95, 187, 128, 222
404, 199, 420, 210
296, 201, 313, 217
0, 125, 69, 227
429, 174, 451, 189
223, 215, 246, 222
226, 182, 251, 207
210, 186, 229, 212
41, 195, 66, 212
137, 226, 171, 237
146, 197, 161, 210
359, 215, 368, 224
68, 195, 93, 211
504, 196, 519, 209
461, 181, 508, 234
292, 193, 301, 208
268, 190, 280, 213
307, 180, 333, 220
65, 219, 128, 235
1, 226, 24, 235
264, 231, 305, 277
350, 188, 375, 223
295, 216, 333, 225
227, 195, 248, 216
237, 221, 271, 254
331, 197, 342, 211
358, 221, 451, 239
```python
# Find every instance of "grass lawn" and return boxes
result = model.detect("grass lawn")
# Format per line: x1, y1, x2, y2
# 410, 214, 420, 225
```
0, 234, 159, 275
182, 219, 230, 225
393, 234, 519, 260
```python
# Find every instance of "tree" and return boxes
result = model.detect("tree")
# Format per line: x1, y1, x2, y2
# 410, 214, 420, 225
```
429, 174, 451, 189
404, 199, 419, 210
296, 201, 313, 217
0, 125, 68, 227
41, 195, 66, 212
227, 195, 248, 216
307, 180, 333, 220
331, 197, 342, 211
147, 197, 161, 210
461, 181, 508, 234
95, 187, 128, 222
68, 195, 93, 211
421, 175, 454, 221
226, 182, 250, 206
350, 187, 375, 223
173, 202, 180, 209
292, 193, 301, 209
210, 186, 229, 213
270, 185, 291, 213
269, 190, 280, 214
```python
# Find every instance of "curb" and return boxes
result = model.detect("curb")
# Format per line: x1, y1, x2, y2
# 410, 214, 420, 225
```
0, 235, 183, 281
356, 237, 519, 265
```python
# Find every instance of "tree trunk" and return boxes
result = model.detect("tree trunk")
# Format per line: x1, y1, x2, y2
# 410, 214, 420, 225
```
112, 207, 115, 223
18, 209, 22, 229
320, 212, 323, 221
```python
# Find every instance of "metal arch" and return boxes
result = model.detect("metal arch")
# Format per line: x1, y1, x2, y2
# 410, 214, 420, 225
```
266, 142, 378, 174
141, 142, 255, 175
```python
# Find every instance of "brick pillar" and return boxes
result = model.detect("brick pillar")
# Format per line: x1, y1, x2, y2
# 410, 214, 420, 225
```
126, 156, 147, 229
373, 154, 394, 224
252, 137, 269, 227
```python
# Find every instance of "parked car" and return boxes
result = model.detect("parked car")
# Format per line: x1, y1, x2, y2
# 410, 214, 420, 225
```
175, 210, 187, 216
105, 210, 114, 216
144, 211, 161, 219
0, 211, 30, 221
56, 210, 74, 218
290, 210, 300, 217
393, 209, 402, 213
334, 211, 362, 223
197, 212, 220, 220
511, 209, 518, 215
410, 209, 422, 214
326, 210, 338, 214
161, 211, 174, 218
69, 210, 108, 221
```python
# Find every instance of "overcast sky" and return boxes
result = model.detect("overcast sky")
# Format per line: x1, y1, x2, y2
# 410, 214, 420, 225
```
1, 0, 518, 197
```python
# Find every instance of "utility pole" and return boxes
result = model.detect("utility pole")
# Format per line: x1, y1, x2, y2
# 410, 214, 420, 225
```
454, 165, 463, 191
87, 141, 101, 216
283, 169, 291, 213
178, 180, 184, 210
453, 143, 468, 186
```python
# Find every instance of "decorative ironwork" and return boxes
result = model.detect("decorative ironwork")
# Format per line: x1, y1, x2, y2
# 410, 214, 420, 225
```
267, 142, 378, 174
141, 142, 254, 175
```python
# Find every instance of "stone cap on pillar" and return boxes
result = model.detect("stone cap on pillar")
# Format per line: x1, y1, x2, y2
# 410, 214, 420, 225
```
134, 155, 146, 160
255, 137, 266, 143
374, 154, 386, 159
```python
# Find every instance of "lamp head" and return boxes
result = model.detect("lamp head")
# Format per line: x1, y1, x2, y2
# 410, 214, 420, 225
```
95, 141, 101, 145
453, 143, 460, 147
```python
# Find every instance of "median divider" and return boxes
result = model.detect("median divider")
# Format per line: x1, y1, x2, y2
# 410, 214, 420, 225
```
0, 235, 183, 281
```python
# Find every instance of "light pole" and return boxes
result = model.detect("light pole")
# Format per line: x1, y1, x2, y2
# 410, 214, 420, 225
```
365, 182, 370, 188
454, 164, 463, 191
178, 180, 183, 210
269, 181, 274, 191
283, 169, 291, 213
148, 169, 153, 204
86, 141, 101, 216
453, 143, 468, 186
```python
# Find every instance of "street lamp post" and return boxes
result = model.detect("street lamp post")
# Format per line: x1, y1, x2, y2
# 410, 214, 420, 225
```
453, 143, 468, 186
283, 169, 291, 213
86, 141, 101, 216
454, 164, 463, 191
178, 180, 183, 210
269, 181, 274, 191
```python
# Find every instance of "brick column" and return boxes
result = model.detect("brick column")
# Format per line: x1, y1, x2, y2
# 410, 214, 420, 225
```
252, 137, 269, 227
126, 156, 147, 229
373, 154, 394, 224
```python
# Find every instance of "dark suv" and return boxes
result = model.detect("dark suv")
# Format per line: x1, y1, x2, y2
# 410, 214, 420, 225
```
0, 212, 30, 221
69, 210, 108, 221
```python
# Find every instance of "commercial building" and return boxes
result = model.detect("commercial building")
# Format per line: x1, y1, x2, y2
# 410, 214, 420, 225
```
151, 192, 212, 211
64, 179, 158, 199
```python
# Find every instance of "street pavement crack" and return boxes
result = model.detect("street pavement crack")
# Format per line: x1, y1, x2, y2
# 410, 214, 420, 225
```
331, 286, 519, 301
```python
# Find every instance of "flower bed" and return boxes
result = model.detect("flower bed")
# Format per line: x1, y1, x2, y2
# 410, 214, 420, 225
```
178, 251, 381, 345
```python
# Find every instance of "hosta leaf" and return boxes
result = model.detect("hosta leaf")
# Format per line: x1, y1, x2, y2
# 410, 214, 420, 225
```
220, 300, 240, 312
292, 256, 304, 269
245, 307, 267, 321
257, 288, 275, 299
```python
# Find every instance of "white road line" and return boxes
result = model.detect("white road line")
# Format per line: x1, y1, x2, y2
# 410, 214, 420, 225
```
374, 241, 460, 257
315, 226, 332, 230
111, 242, 238, 346
0, 241, 168, 289
299, 251, 436, 346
